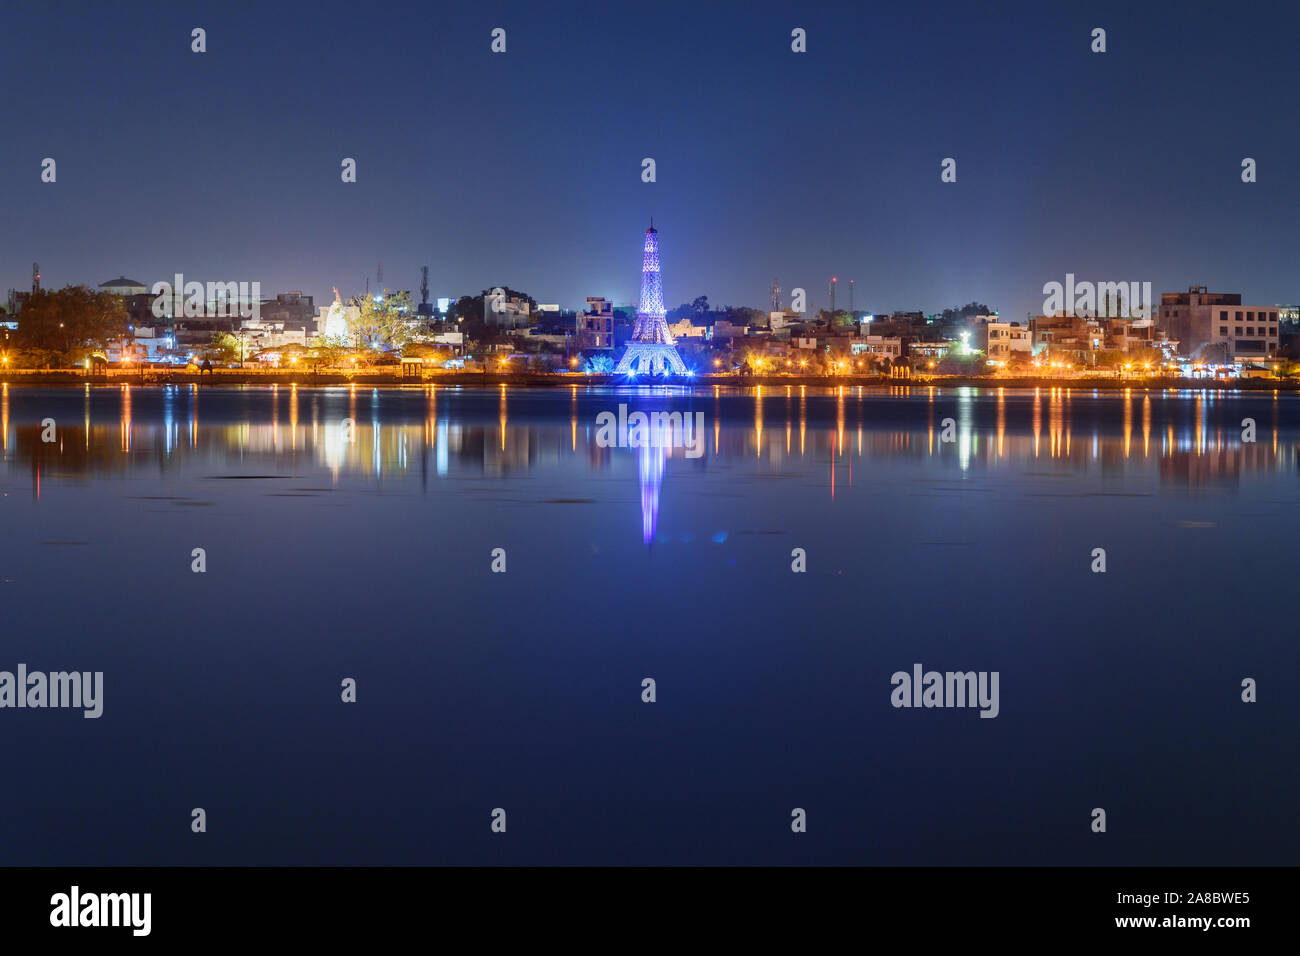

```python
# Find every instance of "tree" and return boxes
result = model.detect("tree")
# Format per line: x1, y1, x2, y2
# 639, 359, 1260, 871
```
402, 342, 440, 361
448, 295, 483, 324
936, 353, 991, 375
14, 285, 128, 365
719, 305, 766, 328
940, 302, 994, 323
1092, 349, 1126, 369
691, 295, 710, 318
208, 332, 241, 363
739, 344, 771, 372
348, 291, 416, 350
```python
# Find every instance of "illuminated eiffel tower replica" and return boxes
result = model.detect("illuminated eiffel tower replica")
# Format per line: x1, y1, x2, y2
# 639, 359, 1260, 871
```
615, 220, 688, 377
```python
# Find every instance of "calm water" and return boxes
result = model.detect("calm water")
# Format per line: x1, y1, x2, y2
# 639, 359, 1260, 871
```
1, 384, 1295, 865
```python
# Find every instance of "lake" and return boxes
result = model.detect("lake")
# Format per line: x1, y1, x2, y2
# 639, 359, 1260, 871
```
0, 383, 1295, 865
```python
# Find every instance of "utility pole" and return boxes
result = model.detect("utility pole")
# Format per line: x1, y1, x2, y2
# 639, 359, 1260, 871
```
830, 277, 837, 321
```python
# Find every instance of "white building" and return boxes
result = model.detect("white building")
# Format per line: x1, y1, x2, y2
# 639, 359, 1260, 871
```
668, 318, 707, 339
851, 335, 903, 360
485, 291, 532, 329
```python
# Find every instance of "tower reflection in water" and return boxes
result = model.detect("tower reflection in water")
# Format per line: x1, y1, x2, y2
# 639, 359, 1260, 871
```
638, 441, 666, 545
4, 385, 1297, 525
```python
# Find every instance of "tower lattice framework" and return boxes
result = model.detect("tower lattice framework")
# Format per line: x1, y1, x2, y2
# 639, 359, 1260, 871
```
615, 221, 687, 376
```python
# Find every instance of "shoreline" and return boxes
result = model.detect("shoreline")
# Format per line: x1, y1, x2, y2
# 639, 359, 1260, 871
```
0, 370, 1294, 391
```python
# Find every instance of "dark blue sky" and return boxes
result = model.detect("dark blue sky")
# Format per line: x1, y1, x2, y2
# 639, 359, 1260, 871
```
2, 0, 1297, 319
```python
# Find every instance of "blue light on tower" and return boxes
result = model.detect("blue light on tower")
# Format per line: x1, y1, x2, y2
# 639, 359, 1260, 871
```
614, 220, 687, 377
638, 226, 665, 318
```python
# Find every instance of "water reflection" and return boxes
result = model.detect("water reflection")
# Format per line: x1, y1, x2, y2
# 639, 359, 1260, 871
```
639, 442, 665, 545
4, 384, 1298, 519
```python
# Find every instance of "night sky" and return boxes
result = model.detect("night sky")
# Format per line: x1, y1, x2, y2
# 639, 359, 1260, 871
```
2, 0, 1297, 319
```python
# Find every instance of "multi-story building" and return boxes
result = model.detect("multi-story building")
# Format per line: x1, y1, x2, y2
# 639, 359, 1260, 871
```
851, 335, 904, 362
978, 320, 1032, 361
484, 290, 532, 330
1030, 312, 1095, 355
258, 292, 316, 328
1158, 286, 1279, 361
576, 297, 614, 349
97, 276, 161, 327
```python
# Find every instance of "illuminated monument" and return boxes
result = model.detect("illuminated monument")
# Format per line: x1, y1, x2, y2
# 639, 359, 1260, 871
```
614, 221, 688, 376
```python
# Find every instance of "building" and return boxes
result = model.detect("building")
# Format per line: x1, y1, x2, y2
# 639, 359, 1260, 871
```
668, 317, 707, 340
1105, 316, 1162, 354
99, 276, 147, 297
1030, 312, 1100, 358
712, 320, 747, 341
851, 335, 904, 361
769, 310, 800, 332
97, 276, 162, 327
258, 292, 315, 328
1158, 286, 1279, 361
577, 297, 614, 349
484, 290, 532, 329
979, 320, 1032, 361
